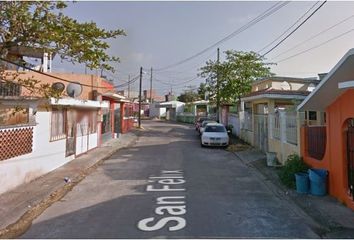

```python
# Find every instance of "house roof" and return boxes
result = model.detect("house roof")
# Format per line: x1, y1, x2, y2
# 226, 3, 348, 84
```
252, 76, 319, 86
192, 100, 209, 105
50, 97, 109, 108
298, 48, 354, 112
102, 92, 129, 102
155, 100, 185, 108
242, 88, 310, 102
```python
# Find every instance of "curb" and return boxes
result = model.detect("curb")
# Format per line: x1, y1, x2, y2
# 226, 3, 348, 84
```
0, 133, 139, 239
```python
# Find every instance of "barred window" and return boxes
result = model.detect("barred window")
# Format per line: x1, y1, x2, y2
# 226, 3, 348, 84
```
51, 109, 66, 141
0, 81, 21, 97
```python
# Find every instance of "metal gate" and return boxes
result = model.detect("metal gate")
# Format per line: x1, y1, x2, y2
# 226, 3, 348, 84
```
114, 107, 121, 136
66, 110, 76, 157
254, 114, 268, 152
346, 119, 354, 200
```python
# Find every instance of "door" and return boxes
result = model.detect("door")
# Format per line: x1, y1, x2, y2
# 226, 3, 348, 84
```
254, 114, 268, 152
346, 119, 354, 200
66, 110, 76, 157
114, 105, 121, 135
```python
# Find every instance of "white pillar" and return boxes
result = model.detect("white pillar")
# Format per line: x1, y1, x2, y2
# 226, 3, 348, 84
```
42, 53, 48, 73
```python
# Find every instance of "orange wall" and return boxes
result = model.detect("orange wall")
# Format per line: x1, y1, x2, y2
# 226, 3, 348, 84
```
5, 71, 112, 100
301, 89, 354, 209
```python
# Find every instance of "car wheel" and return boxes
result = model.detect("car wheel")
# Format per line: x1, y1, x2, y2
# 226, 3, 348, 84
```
200, 142, 205, 148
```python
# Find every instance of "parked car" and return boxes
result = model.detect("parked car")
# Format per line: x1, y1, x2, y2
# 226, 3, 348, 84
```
199, 120, 217, 135
201, 123, 229, 147
195, 117, 210, 131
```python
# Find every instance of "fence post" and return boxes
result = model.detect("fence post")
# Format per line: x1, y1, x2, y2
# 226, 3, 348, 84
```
279, 111, 287, 162
268, 114, 273, 139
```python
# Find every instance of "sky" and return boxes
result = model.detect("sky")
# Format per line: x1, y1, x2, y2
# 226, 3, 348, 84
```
52, 1, 354, 97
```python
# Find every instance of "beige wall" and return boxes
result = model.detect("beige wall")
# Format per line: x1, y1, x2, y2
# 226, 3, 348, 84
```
268, 138, 299, 164
252, 80, 312, 92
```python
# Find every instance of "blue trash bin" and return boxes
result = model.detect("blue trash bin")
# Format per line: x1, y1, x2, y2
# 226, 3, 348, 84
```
308, 168, 328, 196
295, 172, 309, 194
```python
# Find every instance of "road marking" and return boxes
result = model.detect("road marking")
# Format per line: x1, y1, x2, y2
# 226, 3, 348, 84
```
137, 170, 187, 232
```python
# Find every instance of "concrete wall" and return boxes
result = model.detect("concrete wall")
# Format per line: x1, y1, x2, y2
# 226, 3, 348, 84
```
268, 138, 299, 164
228, 113, 240, 136
149, 103, 166, 118
0, 110, 74, 194
301, 89, 354, 210
5, 71, 111, 100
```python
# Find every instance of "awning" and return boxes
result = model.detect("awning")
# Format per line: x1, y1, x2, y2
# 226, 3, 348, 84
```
50, 98, 109, 108
298, 48, 354, 112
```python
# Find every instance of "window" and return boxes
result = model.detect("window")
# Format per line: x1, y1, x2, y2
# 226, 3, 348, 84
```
51, 109, 66, 141
0, 107, 29, 126
0, 81, 21, 97
309, 111, 317, 121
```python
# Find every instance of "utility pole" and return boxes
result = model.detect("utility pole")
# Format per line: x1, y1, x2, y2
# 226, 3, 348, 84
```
216, 47, 220, 122
138, 67, 143, 128
128, 74, 131, 99
150, 67, 153, 103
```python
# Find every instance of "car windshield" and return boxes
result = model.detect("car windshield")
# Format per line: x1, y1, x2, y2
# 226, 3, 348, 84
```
205, 125, 226, 132
202, 121, 215, 127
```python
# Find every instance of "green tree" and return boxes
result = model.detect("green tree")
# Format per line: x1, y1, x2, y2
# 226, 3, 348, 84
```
197, 82, 207, 100
0, 2, 125, 97
200, 50, 273, 105
177, 90, 199, 103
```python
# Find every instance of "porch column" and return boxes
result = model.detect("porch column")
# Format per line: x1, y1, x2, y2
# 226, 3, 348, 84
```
279, 110, 286, 161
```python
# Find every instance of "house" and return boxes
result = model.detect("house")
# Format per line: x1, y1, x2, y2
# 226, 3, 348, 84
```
298, 49, 354, 210
238, 76, 321, 163
153, 100, 185, 121
0, 47, 132, 194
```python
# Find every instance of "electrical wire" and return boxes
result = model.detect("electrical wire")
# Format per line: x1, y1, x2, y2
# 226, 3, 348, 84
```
262, 1, 327, 57
113, 74, 140, 88
276, 28, 354, 63
155, 1, 290, 71
0, 57, 111, 89
154, 76, 200, 86
271, 14, 354, 60
258, 1, 320, 54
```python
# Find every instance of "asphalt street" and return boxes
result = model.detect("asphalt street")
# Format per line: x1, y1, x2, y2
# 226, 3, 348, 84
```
22, 120, 319, 238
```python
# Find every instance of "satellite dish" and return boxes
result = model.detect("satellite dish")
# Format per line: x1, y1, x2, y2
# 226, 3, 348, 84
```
51, 82, 65, 93
66, 82, 82, 98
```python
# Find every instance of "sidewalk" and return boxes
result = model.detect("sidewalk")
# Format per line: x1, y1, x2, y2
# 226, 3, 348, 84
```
234, 148, 354, 238
0, 131, 139, 238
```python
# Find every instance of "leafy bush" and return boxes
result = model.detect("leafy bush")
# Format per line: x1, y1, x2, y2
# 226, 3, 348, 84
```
278, 154, 309, 189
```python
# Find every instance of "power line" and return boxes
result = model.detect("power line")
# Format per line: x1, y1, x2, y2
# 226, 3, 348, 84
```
156, 51, 217, 75
155, 1, 290, 71
277, 28, 354, 63
0, 57, 110, 89
114, 74, 140, 88
271, 14, 354, 60
258, 1, 320, 54
154, 76, 200, 86
262, 1, 327, 57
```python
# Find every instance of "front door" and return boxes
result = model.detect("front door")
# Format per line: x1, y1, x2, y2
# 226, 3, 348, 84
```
346, 119, 354, 200
66, 109, 76, 157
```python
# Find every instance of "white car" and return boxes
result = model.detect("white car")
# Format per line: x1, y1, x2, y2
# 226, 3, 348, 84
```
199, 120, 217, 135
201, 123, 229, 147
